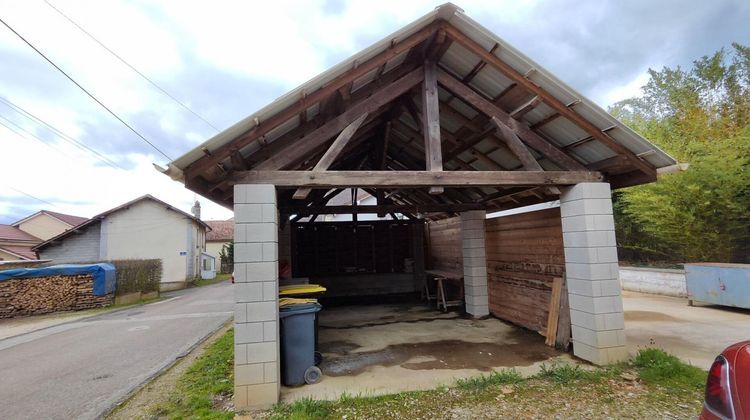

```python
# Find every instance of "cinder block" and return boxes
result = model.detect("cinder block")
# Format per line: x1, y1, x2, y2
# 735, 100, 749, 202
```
235, 243, 263, 263
261, 281, 277, 301
235, 303, 247, 323
235, 344, 248, 365
235, 184, 276, 204
235, 224, 247, 243
261, 204, 277, 224
235, 283, 263, 303
599, 279, 622, 296
245, 262, 278, 282
246, 341, 278, 363
560, 198, 613, 218
460, 210, 486, 221
246, 301, 277, 322
462, 237, 486, 249
463, 256, 486, 268
244, 382, 279, 409
563, 246, 619, 264
263, 321, 277, 342
572, 325, 625, 349
465, 294, 488, 306
264, 362, 278, 383
460, 218, 485, 231
463, 274, 487, 287
462, 247, 486, 259
244, 223, 278, 243
461, 228, 485, 240
235, 322, 264, 344
563, 230, 617, 248
464, 265, 487, 278
566, 278, 601, 297
596, 247, 619, 263
235, 204, 263, 223
236, 363, 265, 385
561, 182, 612, 202
464, 284, 488, 297
603, 312, 625, 330
261, 242, 278, 262
234, 385, 248, 408
565, 262, 618, 281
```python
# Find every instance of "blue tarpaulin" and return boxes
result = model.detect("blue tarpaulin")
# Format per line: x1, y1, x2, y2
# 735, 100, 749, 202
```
0, 263, 116, 296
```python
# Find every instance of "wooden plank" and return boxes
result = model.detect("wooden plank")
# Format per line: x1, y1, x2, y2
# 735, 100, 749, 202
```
422, 60, 443, 195
255, 68, 424, 171
555, 278, 572, 351
443, 25, 657, 179
183, 22, 440, 179
491, 117, 543, 171
545, 277, 563, 346
510, 95, 542, 119
436, 68, 587, 172
293, 112, 369, 200
233, 170, 603, 187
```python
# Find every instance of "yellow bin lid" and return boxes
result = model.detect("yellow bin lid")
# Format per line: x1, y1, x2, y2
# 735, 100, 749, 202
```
278, 284, 327, 296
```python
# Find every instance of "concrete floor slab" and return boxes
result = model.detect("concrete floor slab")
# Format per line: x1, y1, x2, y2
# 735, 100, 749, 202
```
623, 291, 750, 369
281, 304, 569, 402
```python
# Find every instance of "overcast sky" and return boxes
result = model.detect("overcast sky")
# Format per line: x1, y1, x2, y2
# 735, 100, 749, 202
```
0, 0, 747, 224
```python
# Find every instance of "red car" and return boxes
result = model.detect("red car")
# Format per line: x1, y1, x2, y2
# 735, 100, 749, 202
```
701, 340, 750, 420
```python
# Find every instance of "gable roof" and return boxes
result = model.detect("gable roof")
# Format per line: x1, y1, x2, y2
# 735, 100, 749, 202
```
0, 245, 37, 260
0, 224, 41, 243
33, 195, 210, 251
206, 219, 233, 241
160, 3, 676, 215
13, 210, 88, 228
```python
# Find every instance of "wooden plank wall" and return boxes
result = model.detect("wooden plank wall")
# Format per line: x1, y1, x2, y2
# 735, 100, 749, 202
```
425, 216, 462, 272
485, 208, 565, 333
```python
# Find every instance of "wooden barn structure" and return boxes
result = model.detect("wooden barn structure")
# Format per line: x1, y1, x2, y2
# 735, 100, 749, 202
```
161, 3, 678, 409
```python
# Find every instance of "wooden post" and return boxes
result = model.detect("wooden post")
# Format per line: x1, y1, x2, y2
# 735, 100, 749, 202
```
422, 60, 443, 195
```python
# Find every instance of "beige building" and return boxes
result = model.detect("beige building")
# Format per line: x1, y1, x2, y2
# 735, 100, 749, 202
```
34, 195, 210, 291
205, 219, 233, 273
12, 210, 88, 241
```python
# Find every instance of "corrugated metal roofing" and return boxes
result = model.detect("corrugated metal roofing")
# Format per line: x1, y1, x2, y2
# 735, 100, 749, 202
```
166, 3, 675, 177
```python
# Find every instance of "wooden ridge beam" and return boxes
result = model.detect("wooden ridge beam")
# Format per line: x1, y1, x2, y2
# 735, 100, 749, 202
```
280, 203, 486, 215
183, 21, 442, 180
442, 24, 656, 179
232, 170, 603, 188
293, 112, 369, 200
436, 68, 588, 172
254, 67, 425, 171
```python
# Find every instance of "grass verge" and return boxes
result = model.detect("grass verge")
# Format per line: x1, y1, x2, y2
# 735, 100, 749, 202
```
192, 273, 232, 288
151, 328, 235, 419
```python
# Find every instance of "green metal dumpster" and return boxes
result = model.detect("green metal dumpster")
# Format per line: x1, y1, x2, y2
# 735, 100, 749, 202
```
279, 301, 323, 386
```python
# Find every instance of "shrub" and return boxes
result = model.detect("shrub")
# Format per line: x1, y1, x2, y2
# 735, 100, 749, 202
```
110, 259, 162, 295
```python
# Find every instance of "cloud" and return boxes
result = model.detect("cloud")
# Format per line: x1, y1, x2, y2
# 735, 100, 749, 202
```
0, 0, 748, 224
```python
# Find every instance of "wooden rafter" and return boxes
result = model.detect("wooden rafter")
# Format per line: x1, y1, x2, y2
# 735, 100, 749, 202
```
233, 170, 603, 188
435, 68, 588, 172
183, 21, 442, 180
292, 112, 369, 200
254, 67, 424, 171
442, 24, 656, 179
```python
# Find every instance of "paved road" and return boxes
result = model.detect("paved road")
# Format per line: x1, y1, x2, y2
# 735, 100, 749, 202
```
623, 290, 750, 369
0, 281, 233, 420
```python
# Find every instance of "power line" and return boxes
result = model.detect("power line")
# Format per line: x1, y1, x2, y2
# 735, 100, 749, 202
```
43, 0, 221, 133
0, 96, 123, 169
0, 113, 75, 159
0, 16, 173, 161
5, 185, 58, 208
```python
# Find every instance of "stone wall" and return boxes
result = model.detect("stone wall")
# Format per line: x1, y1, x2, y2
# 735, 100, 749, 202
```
0, 274, 113, 318
619, 266, 686, 297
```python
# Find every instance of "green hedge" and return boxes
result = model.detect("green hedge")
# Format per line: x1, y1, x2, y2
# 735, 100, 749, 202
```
110, 259, 162, 295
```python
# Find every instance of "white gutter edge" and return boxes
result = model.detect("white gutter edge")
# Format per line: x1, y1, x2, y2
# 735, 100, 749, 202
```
657, 163, 689, 175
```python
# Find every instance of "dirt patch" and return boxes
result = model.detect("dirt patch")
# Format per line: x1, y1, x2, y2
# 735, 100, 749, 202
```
624, 310, 680, 322
320, 329, 557, 376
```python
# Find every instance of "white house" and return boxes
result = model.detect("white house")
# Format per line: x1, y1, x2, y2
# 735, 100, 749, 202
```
33, 195, 210, 291
12, 210, 88, 241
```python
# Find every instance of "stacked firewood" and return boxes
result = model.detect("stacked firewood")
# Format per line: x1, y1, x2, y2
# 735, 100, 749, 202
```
0, 274, 113, 319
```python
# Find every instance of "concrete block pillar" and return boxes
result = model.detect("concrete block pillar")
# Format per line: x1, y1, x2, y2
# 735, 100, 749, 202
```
461, 210, 489, 317
560, 182, 627, 365
233, 184, 280, 409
